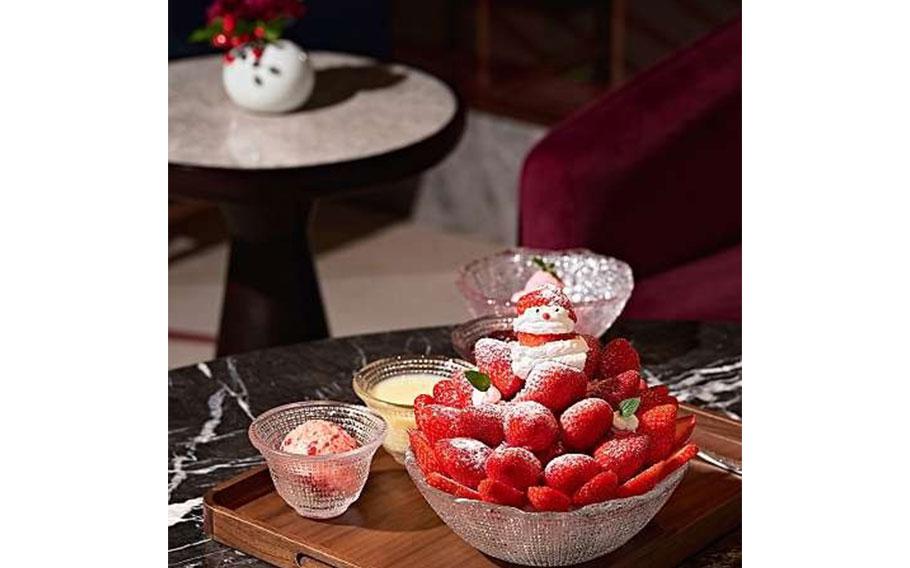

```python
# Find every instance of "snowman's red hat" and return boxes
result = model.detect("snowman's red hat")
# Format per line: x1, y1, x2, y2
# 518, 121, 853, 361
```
515, 284, 577, 322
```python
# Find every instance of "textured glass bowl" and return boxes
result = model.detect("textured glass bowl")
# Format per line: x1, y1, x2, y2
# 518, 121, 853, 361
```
451, 315, 516, 362
456, 248, 634, 338
405, 450, 687, 566
248, 401, 387, 519
352, 355, 474, 464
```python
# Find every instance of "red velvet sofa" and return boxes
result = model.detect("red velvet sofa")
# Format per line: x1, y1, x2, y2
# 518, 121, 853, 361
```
518, 19, 741, 322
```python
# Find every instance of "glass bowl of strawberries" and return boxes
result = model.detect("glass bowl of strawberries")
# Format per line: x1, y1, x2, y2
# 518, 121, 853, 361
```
456, 248, 634, 338
406, 312, 698, 565
405, 449, 689, 566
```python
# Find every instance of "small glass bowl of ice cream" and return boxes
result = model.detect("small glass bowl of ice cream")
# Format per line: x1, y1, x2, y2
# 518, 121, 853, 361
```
248, 401, 386, 519
456, 248, 634, 338
353, 355, 474, 463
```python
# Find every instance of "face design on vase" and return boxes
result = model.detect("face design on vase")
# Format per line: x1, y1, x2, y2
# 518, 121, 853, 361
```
222, 39, 315, 113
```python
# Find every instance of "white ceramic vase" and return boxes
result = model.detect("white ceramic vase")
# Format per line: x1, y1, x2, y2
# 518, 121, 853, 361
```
222, 39, 315, 113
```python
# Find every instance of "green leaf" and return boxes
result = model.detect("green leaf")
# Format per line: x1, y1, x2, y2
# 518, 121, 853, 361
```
464, 370, 491, 392
619, 397, 641, 418
188, 18, 223, 42
264, 18, 288, 41
531, 256, 561, 281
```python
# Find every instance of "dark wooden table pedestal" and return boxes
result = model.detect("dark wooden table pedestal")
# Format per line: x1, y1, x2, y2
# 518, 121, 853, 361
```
216, 202, 328, 357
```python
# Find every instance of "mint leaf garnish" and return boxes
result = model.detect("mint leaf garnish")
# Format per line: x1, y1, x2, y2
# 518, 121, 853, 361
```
464, 370, 491, 392
531, 256, 561, 281
619, 397, 641, 418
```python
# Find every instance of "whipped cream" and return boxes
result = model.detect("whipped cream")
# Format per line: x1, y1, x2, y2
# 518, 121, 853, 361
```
471, 384, 502, 406
513, 304, 575, 335
612, 410, 639, 432
510, 337, 588, 379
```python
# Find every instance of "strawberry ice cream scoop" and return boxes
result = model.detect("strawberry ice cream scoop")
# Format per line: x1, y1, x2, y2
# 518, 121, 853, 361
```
281, 419, 360, 456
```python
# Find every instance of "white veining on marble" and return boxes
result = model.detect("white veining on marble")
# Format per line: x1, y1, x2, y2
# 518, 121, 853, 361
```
168, 536, 210, 552
223, 357, 255, 420
196, 362, 212, 378
168, 497, 204, 527
168, 387, 227, 496
167, 455, 263, 476
655, 358, 742, 419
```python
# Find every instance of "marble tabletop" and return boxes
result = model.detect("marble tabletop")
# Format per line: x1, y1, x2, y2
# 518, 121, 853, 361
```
169, 51, 458, 169
168, 321, 742, 567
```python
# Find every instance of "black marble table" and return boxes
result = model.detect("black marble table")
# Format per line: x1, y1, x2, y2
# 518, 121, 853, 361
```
168, 321, 742, 567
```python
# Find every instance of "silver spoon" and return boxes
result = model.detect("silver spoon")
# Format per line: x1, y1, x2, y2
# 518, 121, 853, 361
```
697, 449, 742, 477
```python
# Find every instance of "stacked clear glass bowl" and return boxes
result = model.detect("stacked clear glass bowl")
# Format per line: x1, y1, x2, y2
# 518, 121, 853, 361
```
456, 248, 634, 338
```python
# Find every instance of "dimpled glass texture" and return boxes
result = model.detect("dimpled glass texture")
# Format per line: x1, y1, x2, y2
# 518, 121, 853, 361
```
405, 450, 687, 566
353, 355, 474, 463
451, 315, 516, 362
456, 248, 634, 338
248, 401, 387, 519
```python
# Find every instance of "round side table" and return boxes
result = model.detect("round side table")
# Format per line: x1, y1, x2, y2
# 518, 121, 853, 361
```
169, 52, 464, 355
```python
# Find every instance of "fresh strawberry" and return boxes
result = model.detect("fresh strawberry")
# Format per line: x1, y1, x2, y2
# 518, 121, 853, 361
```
587, 370, 642, 407
413, 394, 434, 410
579, 334, 602, 379
544, 454, 602, 495
433, 378, 472, 408
639, 385, 672, 412
527, 485, 572, 512
674, 415, 696, 449
426, 472, 481, 499
408, 429, 440, 476
514, 361, 587, 413
599, 338, 640, 379
458, 404, 505, 447
475, 338, 523, 398
663, 443, 698, 475
485, 446, 542, 489
593, 433, 650, 483
415, 403, 463, 443
515, 284, 576, 321
503, 401, 559, 451
516, 332, 575, 347
616, 461, 666, 497
573, 470, 619, 507
560, 398, 613, 451
434, 438, 492, 489
478, 478, 526, 507
533, 440, 566, 467
639, 403, 677, 464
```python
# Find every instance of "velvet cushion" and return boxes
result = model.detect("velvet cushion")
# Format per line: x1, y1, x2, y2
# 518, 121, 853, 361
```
622, 245, 741, 321
519, 19, 741, 279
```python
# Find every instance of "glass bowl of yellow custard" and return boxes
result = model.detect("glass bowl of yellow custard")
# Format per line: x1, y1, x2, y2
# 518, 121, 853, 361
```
352, 355, 474, 463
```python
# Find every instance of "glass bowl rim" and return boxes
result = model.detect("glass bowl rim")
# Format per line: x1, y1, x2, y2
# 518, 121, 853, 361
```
352, 354, 476, 410
405, 448, 687, 518
456, 247, 633, 308
248, 400, 387, 463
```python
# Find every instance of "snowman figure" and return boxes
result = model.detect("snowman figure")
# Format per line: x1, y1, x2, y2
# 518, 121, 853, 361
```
474, 284, 593, 401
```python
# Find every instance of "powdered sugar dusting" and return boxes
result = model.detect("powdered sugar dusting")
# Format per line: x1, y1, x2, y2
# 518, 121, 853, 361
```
504, 400, 552, 421
516, 284, 575, 318
475, 337, 511, 365
545, 453, 598, 474
515, 360, 583, 396
565, 397, 611, 414
446, 437, 493, 469
512, 342, 588, 381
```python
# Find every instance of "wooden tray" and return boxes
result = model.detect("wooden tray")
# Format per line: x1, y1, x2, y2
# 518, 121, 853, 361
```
203, 404, 741, 568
